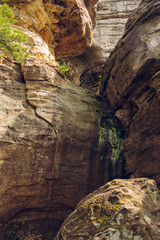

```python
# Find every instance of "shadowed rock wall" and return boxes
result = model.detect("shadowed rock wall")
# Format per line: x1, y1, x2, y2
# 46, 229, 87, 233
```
0, 1, 126, 238
101, 0, 160, 188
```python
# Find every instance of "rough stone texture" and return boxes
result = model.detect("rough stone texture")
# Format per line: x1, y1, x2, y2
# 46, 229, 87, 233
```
55, 178, 160, 240
80, 61, 104, 94
0, 29, 126, 239
1, 0, 160, 239
0, 1, 123, 238
59, 0, 141, 86
60, 44, 105, 86
8, 0, 98, 59
0, 31, 96, 239
93, 0, 141, 59
101, 0, 160, 188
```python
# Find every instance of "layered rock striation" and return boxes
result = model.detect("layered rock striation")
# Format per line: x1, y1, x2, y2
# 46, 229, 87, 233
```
0, 30, 100, 239
0, 1, 127, 239
101, 0, 160, 188
0, 0, 103, 238
63, 0, 141, 92
94, 0, 141, 59
1, 0, 160, 239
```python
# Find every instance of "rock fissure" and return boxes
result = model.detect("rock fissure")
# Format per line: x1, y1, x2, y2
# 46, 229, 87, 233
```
19, 65, 60, 136
101, 0, 160, 189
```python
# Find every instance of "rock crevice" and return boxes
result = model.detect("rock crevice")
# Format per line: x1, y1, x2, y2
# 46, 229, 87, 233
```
101, 0, 160, 188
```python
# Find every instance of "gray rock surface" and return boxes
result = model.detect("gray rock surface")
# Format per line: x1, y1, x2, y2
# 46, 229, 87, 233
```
101, 0, 160, 188
55, 178, 160, 240
62, 0, 141, 87
94, 0, 141, 59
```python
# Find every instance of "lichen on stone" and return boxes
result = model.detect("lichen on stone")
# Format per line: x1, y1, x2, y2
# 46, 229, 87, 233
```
55, 178, 160, 240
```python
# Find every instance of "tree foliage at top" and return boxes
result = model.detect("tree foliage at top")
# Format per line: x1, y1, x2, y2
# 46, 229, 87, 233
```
0, 0, 28, 64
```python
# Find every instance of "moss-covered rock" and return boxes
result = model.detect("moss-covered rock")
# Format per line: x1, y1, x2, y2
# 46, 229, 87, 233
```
98, 117, 126, 180
55, 178, 160, 240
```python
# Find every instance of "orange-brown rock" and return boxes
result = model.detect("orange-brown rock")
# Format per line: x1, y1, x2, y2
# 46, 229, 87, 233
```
0, 28, 126, 239
0, 31, 95, 239
9, 0, 98, 59
101, 0, 160, 188
2, 0, 160, 239
0, 1, 127, 238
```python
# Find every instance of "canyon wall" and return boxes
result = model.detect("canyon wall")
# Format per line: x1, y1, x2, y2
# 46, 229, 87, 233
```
1, 0, 160, 239
101, 0, 160, 188
0, 0, 101, 239
94, 0, 141, 58
62, 0, 141, 91
0, 1, 125, 239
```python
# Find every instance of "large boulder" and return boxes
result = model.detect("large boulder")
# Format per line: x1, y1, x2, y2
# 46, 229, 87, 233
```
101, 0, 160, 188
9, 0, 98, 58
93, 0, 141, 59
55, 178, 160, 240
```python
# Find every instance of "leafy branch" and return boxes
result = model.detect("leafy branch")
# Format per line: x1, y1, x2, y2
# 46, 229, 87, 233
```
57, 60, 69, 77
0, 0, 28, 64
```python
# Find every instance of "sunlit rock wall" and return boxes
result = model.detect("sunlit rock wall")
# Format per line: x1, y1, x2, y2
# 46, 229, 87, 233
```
9, 0, 98, 58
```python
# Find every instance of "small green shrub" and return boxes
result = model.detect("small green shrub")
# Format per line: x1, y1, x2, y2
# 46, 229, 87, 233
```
144, 189, 152, 199
57, 61, 69, 77
0, 0, 28, 64
99, 75, 102, 80
84, 196, 120, 225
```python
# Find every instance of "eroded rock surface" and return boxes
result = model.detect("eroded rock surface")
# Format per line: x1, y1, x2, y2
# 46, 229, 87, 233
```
101, 0, 160, 188
0, 31, 96, 239
60, 44, 105, 88
55, 178, 160, 240
0, 28, 126, 239
94, 0, 141, 59
59, 0, 141, 88
1, 0, 160, 239
9, 0, 98, 58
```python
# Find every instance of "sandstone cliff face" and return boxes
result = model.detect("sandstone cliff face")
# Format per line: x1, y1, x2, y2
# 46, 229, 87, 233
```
0, 1, 127, 239
62, 0, 141, 92
0, 31, 99, 239
1, 0, 160, 239
55, 178, 160, 240
59, 44, 105, 90
9, 0, 98, 59
101, 0, 160, 188
94, 0, 141, 58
